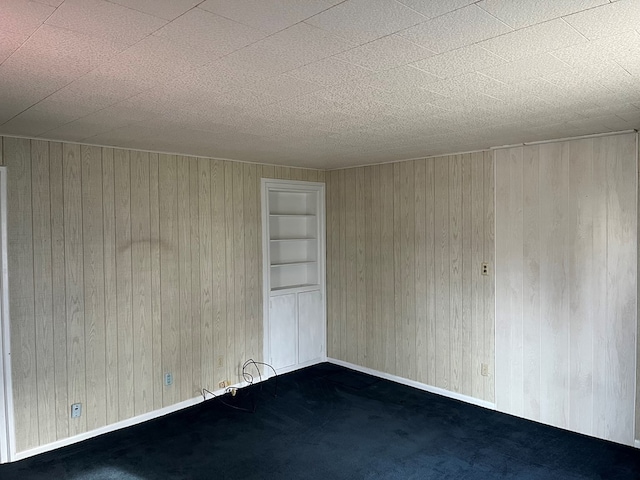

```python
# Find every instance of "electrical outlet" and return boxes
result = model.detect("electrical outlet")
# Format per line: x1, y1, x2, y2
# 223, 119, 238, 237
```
481, 262, 489, 276
164, 373, 173, 386
217, 356, 224, 368
71, 403, 82, 419
481, 363, 489, 377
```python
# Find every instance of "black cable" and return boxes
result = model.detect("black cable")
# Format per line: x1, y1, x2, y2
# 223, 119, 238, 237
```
201, 359, 279, 414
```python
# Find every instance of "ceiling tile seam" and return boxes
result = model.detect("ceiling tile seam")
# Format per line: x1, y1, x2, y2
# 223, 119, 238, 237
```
558, 16, 590, 42
5, 4, 318, 137
0, 0, 64, 68
396, 0, 483, 23
428, 16, 588, 59
467, 3, 514, 31
409, 45, 512, 77
195, 0, 350, 38
101, 0, 189, 23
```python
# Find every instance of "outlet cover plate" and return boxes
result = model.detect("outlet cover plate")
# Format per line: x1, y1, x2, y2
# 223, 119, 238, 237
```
71, 403, 82, 418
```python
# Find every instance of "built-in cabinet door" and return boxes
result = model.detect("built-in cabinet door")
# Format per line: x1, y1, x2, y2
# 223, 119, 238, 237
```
269, 294, 297, 369
298, 290, 323, 364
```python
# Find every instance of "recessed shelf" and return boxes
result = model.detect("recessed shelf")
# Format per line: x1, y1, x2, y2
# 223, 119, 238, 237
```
271, 283, 319, 292
269, 214, 316, 217
271, 261, 316, 267
270, 237, 316, 242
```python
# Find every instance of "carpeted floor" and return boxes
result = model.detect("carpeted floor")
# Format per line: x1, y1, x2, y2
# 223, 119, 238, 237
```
1, 363, 639, 479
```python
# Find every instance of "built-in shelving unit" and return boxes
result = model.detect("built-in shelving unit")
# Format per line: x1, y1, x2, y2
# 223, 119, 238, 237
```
262, 179, 326, 372
266, 188, 320, 291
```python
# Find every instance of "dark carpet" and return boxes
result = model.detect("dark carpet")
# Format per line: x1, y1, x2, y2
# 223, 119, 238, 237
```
1, 363, 639, 479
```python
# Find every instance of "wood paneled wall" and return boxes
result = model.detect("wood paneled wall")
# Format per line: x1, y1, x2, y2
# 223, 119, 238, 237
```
326, 152, 495, 402
1, 136, 324, 453
495, 133, 637, 446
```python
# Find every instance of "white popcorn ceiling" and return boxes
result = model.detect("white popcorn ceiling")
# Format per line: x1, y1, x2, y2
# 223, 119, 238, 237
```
1, 0, 639, 169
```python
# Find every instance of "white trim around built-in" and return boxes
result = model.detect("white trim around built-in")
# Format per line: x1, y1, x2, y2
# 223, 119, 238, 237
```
0, 167, 14, 464
635, 439, 640, 449
327, 358, 496, 411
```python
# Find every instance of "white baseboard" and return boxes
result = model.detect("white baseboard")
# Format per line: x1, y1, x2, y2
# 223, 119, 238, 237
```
327, 358, 496, 411
12, 361, 325, 463
13, 396, 204, 462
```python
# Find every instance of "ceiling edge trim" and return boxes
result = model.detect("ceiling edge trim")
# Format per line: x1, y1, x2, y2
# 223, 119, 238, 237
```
0, 133, 325, 172
491, 129, 638, 150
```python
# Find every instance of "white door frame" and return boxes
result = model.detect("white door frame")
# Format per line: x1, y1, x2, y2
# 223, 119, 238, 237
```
0, 167, 14, 463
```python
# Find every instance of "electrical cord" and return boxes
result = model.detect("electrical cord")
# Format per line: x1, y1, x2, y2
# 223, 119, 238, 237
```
201, 359, 278, 414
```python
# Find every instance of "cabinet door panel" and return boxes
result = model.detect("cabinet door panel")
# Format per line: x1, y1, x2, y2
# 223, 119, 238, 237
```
298, 290, 323, 364
269, 294, 297, 369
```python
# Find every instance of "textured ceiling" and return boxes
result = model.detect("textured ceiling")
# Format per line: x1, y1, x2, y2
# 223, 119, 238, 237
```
1, 0, 639, 169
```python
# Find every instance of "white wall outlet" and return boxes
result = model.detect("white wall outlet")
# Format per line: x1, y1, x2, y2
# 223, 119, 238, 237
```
481, 363, 489, 377
71, 403, 82, 418
481, 263, 489, 276
164, 373, 173, 386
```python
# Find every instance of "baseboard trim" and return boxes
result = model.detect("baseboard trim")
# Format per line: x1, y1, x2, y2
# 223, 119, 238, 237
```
13, 396, 205, 462
13, 359, 325, 462
327, 358, 496, 411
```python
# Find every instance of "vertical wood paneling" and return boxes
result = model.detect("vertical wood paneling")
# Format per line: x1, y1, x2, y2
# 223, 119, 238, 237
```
50, 142, 69, 439
483, 152, 495, 402
415, 159, 427, 385
508, 148, 524, 417
198, 159, 214, 387
177, 157, 192, 400
539, 142, 569, 427
7, 137, 38, 451
568, 139, 593, 433
224, 162, 235, 383
345, 168, 357, 365
131, 151, 152, 414
604, 133, 636, 443
63, 143, 86, 437
102, 148, 119, 424
380, 164, 395, 374
326, 155, 494, 403
355, 167, 366, 366
364, 167, 374, 369
338, 170, 347, 361
81, 145, 106, 431
434, 158, 450, 390
494, 149, 511, 412
189, 159, 201, 393
522, 146, 540, 420
211, 160, 227, 386
244, 164, 259, 362
114, 149, 133, 421
4, 135, 327, 453
461, 154, 472, 396
328, 170, 340, 358
148, 153, 162, 411
591, 137, 609, 439
393, 163, 402, 377
371, 166, 382, 373
233, 162, 245, 382
495, 133, 637, 446
159, 154, 179, 406
400, 161, 415, 381
470, 154, 484, 400
449, 156, 462, 393
31, 140, 55, 445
